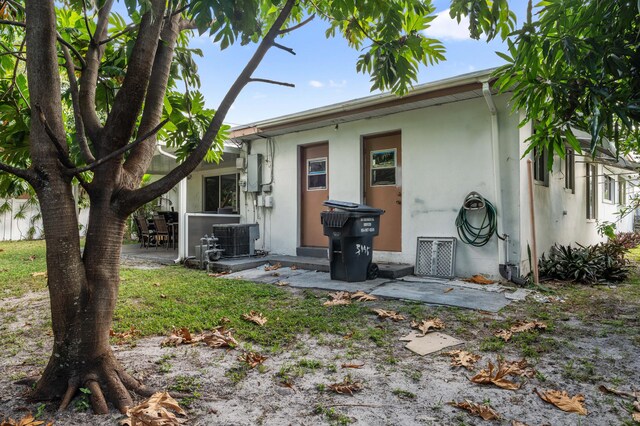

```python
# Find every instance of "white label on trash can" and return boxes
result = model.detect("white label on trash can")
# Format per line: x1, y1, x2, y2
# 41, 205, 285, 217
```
355, 244, 371, 256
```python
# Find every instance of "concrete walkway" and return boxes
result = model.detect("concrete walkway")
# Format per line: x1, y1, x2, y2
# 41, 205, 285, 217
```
220, 264, 526, 312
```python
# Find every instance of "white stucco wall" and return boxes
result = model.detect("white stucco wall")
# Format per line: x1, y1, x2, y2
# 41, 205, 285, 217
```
241, 94, 522, 278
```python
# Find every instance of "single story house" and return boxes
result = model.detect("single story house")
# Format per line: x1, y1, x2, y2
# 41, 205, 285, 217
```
153, 69, 639, 279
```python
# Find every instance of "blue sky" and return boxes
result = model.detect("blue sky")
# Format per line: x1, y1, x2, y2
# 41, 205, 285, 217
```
190, 0, 528, 126
146, 1, 527, 126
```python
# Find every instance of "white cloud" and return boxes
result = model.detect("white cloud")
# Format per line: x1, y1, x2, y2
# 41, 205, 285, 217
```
329, 79, 347, 88
309, 80, 324, 88
423, 9, 473, 41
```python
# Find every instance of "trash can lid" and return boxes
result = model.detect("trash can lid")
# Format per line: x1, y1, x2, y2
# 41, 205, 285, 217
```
323, 199, 384, 214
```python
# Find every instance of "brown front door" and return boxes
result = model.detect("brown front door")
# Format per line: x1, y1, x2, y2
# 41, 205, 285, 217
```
300, 143, 329, 247
364, 132, 402, 251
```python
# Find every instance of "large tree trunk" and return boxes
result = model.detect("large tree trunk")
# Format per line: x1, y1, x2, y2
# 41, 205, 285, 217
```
30, 192, 147, 413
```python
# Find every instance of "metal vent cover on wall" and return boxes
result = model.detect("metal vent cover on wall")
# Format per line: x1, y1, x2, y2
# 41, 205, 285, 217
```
415, 237, 457, 278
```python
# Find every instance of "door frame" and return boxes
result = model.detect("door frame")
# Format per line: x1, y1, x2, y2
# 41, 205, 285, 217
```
360, 129, 402, 252
297, 141, 330, 251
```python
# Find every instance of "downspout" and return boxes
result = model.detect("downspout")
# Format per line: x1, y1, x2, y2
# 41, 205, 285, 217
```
481, 80, 507, 267
158, 146, 187, 263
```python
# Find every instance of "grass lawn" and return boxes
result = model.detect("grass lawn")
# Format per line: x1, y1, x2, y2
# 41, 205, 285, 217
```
1, 239, 639, 425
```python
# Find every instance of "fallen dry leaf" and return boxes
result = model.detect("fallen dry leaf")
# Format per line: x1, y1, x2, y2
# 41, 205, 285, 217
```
30, 272, 46, 278
26, 255, 36, 261
597, 384, 639, 399
448, 400, 500, 421
323, 291, 352, 306
372, 309, 405, 321
411, 318, 445, 335
202, 328, 238, 348
276, 281, 289, 286
341, 363, 364, 369
464, 274, 495, 284
444, 287, 454, 293
328, 377, 362, 395
633, 410, 640, 422
350, 291, 377, 302
264, 262, 281, 271
110, 326, 141, 345
152, 282, 161, 287
471, 361, 520, 390
121, 391, 187, 425
290, 265, 298, 270
242, 311, 267, 326
511, 421, 530, 426
445, 350, 481, 370
534, 388, 587, 415
0, 415, 52, 426
161, 327, 237, 348
207, 271, 230, 277
238, 351, 267, 368
495, 321, 547, 342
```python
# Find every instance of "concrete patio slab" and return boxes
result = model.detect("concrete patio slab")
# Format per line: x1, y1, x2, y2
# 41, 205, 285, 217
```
370, 280, 511, 312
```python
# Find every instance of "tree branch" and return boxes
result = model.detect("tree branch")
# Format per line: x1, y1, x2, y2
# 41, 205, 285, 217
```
98, 23, 137, 46
249, 78, 295, 87
279, 14, 315, 34
273, 42, 296, 55
70, 118, 169, 175
81, 0, 95, 42
102, 0, 166, 154
61, 45, 95, 164
117, 0, 297, 213
0, 161, 35, 184
34, 104, 77, 170
78, 0, 114, 145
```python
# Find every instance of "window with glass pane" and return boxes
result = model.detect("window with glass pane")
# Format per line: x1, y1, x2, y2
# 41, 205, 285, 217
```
564, 149, 575, 193
619, 178, 626, 205
533, 146, 549, 186
371, 149, 396, 186
603, 175, 614, 201
586, 164, 597, 219
307, 158, 327, 190
204, 174, 239, 212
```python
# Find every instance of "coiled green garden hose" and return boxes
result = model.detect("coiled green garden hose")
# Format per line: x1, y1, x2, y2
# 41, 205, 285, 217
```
455, 192, 498, 247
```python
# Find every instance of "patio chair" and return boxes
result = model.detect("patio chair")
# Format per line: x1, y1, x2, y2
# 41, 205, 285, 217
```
152, 214, 170, 250
135, 216, 156, 248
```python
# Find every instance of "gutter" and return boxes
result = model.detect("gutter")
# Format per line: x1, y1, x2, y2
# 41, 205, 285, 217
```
481, 80, 506, 265
231, 68, 497, 139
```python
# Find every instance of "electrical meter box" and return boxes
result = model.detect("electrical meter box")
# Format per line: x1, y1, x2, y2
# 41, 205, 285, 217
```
247, 154, 262, 192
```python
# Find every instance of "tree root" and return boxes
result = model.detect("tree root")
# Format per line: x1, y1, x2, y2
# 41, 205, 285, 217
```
31, 353, 163, 415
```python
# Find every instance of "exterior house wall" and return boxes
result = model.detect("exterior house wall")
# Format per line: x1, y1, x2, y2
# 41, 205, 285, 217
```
243, 94, 522, 278
532, 159, 634, 260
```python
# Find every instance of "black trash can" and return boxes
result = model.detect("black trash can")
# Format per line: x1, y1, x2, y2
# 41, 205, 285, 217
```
321, 200, 385, 282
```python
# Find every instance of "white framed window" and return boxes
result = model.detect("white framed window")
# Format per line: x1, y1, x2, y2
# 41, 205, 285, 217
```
619, 177, 626, 205
533, 147, 549, 186
603, 175, 614, 202
564, 149, 575, 193
307, 157, 327, 190
370, 148, 397, 186
586, 163, 597, 219
204, 173, 239, 212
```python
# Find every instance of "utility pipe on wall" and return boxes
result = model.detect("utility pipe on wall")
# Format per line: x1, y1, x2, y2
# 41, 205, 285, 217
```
526, 159, 539, 284
481, 80, 506, 265
157, 146, 187, 263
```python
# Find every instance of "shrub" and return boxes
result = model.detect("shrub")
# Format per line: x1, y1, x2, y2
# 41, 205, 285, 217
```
611, 232, 640, 249
538, 241, 629, 284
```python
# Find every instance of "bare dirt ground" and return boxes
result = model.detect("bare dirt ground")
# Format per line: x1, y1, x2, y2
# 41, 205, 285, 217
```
1, 261, 639, 425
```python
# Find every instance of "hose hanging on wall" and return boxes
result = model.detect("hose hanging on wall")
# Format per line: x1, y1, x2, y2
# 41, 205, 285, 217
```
455, 191, 499, 247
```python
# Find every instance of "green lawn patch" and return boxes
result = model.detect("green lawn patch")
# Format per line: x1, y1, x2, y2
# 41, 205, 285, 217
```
0, 240, 48, 297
